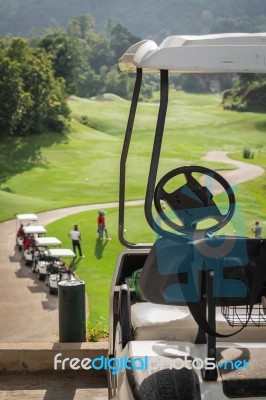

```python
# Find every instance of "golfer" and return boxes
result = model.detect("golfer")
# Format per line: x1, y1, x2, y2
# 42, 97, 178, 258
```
68, 225, 84, 257
97, 210, 111, 240
252, 221, 262, 239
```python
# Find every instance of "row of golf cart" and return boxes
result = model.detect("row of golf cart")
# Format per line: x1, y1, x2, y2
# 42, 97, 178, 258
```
16, 213, 77, 294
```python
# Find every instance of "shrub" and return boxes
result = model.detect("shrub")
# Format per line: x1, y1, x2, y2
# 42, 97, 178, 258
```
78, 114, 97, 129
86, 316, 109, 342
242, 147, 254, 159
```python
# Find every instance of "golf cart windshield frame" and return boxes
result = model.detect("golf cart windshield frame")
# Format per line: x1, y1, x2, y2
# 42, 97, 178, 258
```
118, 33, 266, 249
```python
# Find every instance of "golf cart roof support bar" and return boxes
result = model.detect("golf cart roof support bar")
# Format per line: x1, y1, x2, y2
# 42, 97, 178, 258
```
144, 70, 186, 242
118, 68, 144, 248
144, 69, 169, 236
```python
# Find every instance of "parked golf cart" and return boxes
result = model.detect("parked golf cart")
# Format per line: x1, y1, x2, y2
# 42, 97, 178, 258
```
108, 33, 266, 399
45, 248, 77, 294
33, 237, 62, 280
16, 213, 38, 251
22, 225, 47, 266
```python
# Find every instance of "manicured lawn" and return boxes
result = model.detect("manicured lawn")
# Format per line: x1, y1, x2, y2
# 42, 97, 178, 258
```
0, 90, 265, 221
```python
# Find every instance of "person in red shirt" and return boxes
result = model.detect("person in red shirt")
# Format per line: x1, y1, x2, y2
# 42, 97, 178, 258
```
22, 234, 33, 260
97, 211, 111, 240
23, 235, 32, 251
17, 224, 24, 238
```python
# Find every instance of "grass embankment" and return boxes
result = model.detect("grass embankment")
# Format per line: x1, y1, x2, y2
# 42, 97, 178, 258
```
0, 90, 265, 331
1, 90, 265, 221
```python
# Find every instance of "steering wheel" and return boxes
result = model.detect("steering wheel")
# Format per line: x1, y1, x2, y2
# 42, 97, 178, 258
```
154, 166, 236, 235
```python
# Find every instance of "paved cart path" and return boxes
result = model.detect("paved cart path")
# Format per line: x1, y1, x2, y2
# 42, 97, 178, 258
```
0, 152, 264, 343
202, 151, 264, 192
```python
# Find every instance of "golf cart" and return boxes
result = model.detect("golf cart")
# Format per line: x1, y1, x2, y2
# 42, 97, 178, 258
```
45, 248, 77, 294
22, 225, 47, 266
108, 33, 266, 399
16, 213, 38, 251
32, 237, 62, 280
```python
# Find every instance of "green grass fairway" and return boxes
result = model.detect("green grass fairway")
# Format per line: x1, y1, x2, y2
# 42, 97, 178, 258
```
0, 90, 265, 221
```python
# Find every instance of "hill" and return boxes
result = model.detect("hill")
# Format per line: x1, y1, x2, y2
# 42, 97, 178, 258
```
1, 0, 266, 40
0, 91, 265, 223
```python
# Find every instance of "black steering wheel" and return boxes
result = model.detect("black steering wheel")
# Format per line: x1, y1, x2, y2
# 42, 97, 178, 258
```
154, 166, 236, 235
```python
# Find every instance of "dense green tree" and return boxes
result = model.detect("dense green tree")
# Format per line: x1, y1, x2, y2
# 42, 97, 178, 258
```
0, 55, 25, 135
0, 37, 70, 136
38, 32, 88, 94
87, 32, 113, 73
222, 73, 266, 112
37, 16, 141, 99
107, 22, 140, 65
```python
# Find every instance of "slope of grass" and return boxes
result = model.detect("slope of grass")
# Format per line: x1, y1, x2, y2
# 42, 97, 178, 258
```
1, 90, 265, 221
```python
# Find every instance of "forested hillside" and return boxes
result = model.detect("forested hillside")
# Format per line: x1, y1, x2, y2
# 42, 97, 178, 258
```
1, 0, 266, 40
1, 0, 266, 129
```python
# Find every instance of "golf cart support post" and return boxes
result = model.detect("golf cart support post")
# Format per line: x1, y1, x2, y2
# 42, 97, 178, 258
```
110, 33, 266, 400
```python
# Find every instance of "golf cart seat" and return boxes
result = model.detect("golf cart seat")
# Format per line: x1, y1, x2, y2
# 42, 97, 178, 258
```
130, 301, 266, 343
130, 236, 266, 342
112, 237, 266, 400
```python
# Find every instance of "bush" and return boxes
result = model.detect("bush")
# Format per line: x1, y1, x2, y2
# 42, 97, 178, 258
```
242, 147, 254, 159
78, 114, 97, 129
47, 115, 69, 133
86, 316, 109, 342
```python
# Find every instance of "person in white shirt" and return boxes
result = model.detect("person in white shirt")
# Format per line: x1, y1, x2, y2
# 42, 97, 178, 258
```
252, 221, 262, 239
68, 225, 84, 257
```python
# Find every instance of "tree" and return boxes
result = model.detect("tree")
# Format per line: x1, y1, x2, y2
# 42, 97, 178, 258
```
0, 37, 70, 136
0, 56, 25, 136
38, 32, 88, 94
222, 73, 266, 112
107, 22, 141, 65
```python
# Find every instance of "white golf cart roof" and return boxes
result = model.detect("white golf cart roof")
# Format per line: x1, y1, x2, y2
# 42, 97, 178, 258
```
34, 237, 62, 246
48, 248, 76, 258
119, 32, 266, 73
16, 213, 38, 222
23, 225, 47, 235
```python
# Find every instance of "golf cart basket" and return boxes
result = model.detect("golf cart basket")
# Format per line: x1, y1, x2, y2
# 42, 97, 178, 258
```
110, 33, 266, 398
222, 302, 266, 327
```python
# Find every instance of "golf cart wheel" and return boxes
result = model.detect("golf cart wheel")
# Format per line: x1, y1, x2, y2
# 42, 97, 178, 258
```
38, 272, 45, 281
130, 366, 201, 400
49, 287, 58, 295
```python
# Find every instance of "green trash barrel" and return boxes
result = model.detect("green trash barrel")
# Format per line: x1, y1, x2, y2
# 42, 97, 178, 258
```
58, 280, 86, 342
